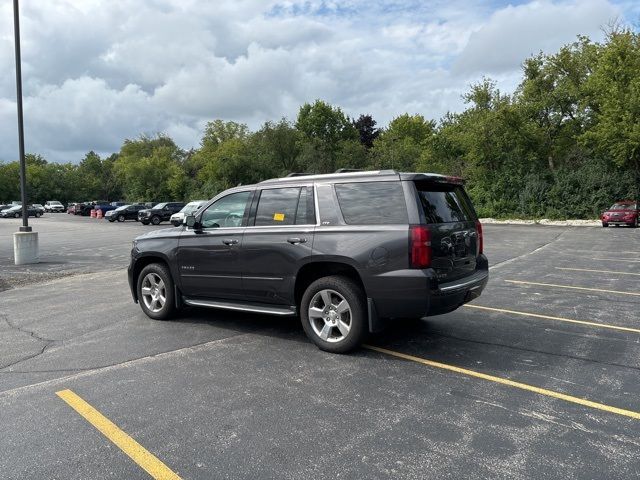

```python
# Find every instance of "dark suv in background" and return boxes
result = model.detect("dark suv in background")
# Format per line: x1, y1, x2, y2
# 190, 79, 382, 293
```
138, 202, 186, 225
128, 170, 488, 353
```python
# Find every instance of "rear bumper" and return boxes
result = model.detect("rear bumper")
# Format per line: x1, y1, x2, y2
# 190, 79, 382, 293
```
428, 269, 488, 315
367, 254, 489, 320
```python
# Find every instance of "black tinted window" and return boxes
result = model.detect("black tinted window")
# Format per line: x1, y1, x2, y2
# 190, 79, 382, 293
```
335, 181, 407, 225
415, 183, 476, 223
255, 188, 300, 226
294, 187, 315, 225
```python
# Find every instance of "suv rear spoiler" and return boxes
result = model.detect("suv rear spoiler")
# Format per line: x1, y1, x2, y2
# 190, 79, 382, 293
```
401, 173, 465, 185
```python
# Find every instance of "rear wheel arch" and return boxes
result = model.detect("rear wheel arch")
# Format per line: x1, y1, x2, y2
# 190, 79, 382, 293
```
294, 261, 366, 309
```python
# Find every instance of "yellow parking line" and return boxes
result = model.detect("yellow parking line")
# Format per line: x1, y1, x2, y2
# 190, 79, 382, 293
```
463, 304, 640, 334
555, 267, 640, 276
364, 345, 640, 420
592, 257, 640, 263
505, 280, 640, 297
56, 389, 181, 480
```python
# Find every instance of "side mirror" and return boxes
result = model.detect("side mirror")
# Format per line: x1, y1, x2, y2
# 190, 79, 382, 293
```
185, 215, 198, 228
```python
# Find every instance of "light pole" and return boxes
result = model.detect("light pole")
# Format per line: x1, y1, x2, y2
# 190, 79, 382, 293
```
12, 0, 39, 264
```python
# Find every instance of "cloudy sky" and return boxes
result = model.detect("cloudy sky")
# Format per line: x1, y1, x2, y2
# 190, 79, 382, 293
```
0, 0, 637, 163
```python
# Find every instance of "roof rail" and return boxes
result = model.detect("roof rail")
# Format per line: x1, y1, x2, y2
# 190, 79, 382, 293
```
259, 169, 400, 184
334, 168, 364, 173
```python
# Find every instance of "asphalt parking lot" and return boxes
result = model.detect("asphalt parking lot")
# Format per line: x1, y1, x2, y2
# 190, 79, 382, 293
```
1, 216, 639, 479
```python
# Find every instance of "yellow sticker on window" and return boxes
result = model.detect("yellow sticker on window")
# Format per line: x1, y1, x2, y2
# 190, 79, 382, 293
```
273, 213, 285, 221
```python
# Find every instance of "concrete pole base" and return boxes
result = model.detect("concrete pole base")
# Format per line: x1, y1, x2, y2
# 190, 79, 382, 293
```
13, 231, 39, 265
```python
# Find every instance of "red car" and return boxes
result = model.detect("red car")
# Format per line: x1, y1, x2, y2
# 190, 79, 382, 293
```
600, 200, 638, 227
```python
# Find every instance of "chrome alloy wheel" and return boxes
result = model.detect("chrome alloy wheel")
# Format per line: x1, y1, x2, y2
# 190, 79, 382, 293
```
141, 272, 166, 313
308, 289, 352, 343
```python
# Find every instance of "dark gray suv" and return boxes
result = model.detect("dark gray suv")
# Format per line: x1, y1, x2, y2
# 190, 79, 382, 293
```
128, 170, 488, 353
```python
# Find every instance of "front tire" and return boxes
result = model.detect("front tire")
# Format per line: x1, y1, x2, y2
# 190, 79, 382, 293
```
300, 275, 367, 353
118, 214, 125, 222
137, 263, 176, 320
602, 222, 608, 227
151, 215, 161, 225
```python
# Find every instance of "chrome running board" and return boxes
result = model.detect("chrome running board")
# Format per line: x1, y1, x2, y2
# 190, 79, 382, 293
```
183, 298, 297, 316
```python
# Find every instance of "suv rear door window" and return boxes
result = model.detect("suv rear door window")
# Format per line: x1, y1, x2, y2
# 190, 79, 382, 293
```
255, 187, 301, 226
334, 181, 407, 225
415, 182, 476, 224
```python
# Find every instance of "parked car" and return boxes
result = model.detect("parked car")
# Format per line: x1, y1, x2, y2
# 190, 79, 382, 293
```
32, 204, 46, 215
107, 204, 146, 222
94, 202, 121, 217
67, 203, 78, 214
601, 201, 638, 227
44, 201, 65, 213
74, 202, 94, 216
0, 204, 42, 218
170, 200, 208, 226
138, 202, 186, 225
128, 170, 488, 353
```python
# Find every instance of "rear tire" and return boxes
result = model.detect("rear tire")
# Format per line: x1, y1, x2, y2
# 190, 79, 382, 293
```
602, 222, 608, 227
14, 212, 19, 218
300, 275, 367, 353
136, 263, 177, 320
35, 212, 41, 218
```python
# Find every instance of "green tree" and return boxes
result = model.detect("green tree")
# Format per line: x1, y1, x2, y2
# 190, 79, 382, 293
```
582, 29, 640, 197
371, 114, 435, 171
296, 100, 358, 172
114, 135, 186, 201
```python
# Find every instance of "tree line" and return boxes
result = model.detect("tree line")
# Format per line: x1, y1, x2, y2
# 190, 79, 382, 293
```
1, 29, 638, 219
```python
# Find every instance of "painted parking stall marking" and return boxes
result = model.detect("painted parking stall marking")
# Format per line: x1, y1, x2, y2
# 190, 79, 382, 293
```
591, 257, 640, 263
505, 279, 640, 297
364, 346, 640, 420
56, 389, 181, 480
463, 304, 640, 334
555, 267, 640, 277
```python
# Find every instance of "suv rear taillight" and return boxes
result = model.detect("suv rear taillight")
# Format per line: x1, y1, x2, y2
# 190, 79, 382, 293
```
410, 225, 431, 268
475, 220, 483, 255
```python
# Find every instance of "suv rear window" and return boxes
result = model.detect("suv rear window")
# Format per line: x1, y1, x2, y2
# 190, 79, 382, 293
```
415, 182, 476, 224
335, 181, 408, 225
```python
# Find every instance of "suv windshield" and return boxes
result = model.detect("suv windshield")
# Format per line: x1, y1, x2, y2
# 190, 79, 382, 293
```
154, 202, 168, 209
415, 182, 476, 224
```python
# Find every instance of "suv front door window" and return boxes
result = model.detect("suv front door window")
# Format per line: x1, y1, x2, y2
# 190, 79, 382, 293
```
201, 192, 250, 229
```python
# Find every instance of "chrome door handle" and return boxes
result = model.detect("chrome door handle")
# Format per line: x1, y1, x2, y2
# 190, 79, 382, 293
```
287, 237, 307, 244
222, 239, 238, 245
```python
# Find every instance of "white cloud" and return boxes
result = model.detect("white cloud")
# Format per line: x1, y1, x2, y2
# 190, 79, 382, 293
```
454, 0, 620, 74
0, 0, 633, 163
